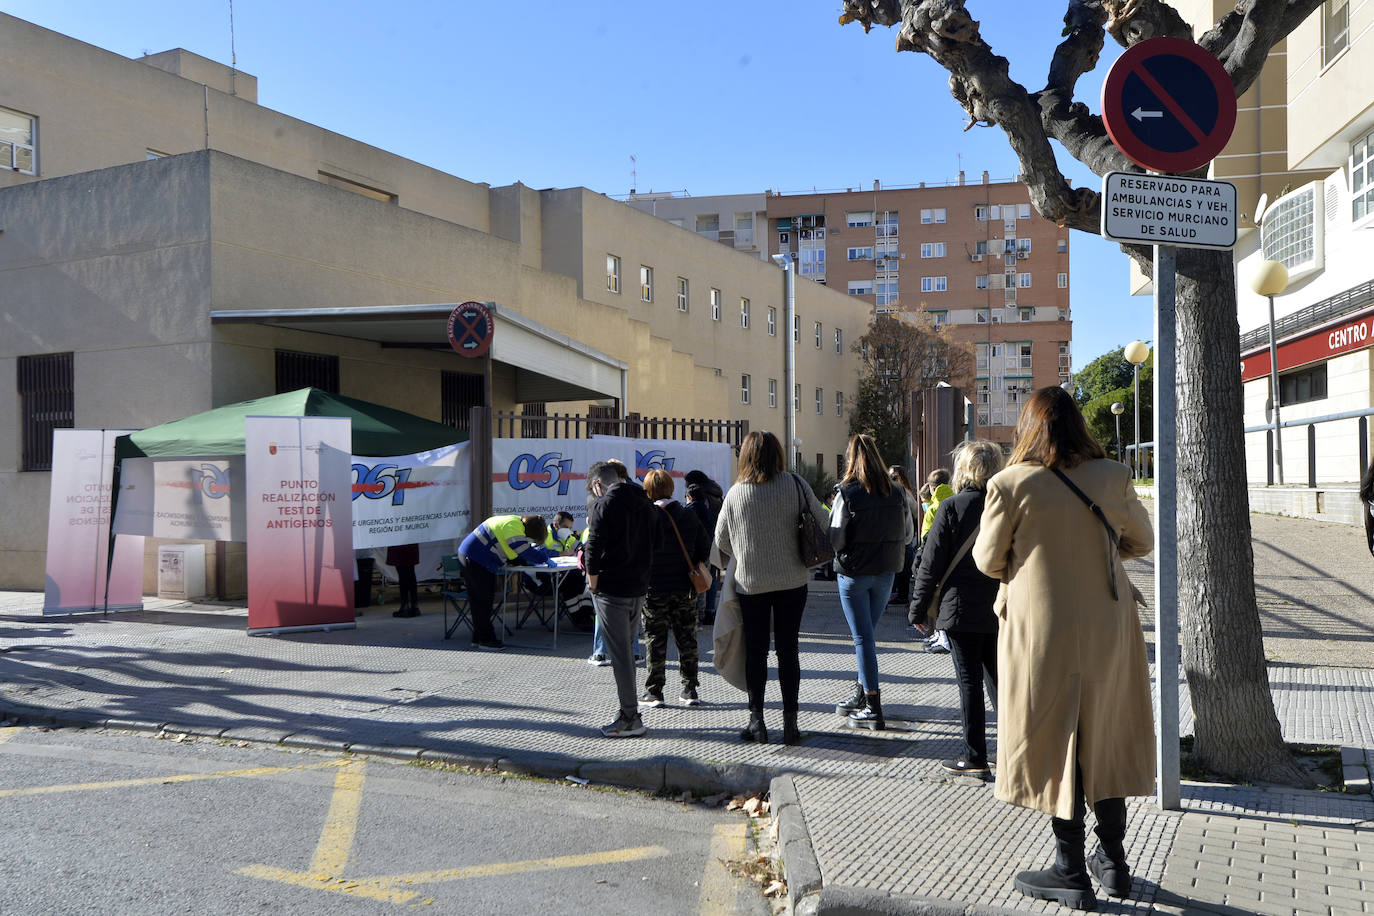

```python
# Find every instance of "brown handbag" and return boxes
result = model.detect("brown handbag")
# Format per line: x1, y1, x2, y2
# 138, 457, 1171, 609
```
660, 505, 712, 594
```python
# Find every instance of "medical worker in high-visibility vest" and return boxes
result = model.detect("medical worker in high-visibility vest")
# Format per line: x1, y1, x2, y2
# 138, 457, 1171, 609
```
457, 515, 553, 649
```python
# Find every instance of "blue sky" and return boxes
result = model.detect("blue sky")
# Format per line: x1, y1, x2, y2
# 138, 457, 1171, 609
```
6, 0, 1158, 367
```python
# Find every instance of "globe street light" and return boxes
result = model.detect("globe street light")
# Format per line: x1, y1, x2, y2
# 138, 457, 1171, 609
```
1247, 260, 1289, 485
1123, 340, 1150, 480
1111, 401, 1125, 463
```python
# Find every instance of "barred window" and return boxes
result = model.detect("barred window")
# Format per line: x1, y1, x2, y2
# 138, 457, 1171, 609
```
275, 349, 339, 393
19, 353, 73, 471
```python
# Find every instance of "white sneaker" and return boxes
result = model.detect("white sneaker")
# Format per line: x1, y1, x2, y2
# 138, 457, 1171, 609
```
586, 654, 610, 667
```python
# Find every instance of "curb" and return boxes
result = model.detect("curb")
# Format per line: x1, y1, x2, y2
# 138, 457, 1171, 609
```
770, 774, 1017, 916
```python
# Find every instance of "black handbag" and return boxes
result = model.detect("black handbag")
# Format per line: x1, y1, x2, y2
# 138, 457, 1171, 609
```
792, 474, 835, 568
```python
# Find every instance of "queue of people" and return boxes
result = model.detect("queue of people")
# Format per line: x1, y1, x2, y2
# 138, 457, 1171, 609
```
434, 391, 1153, 911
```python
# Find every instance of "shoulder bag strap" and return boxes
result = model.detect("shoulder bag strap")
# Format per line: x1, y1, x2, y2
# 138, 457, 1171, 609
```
658, 504, 696, 574
1051, 467, 1120, 600
935, 525, 981, 593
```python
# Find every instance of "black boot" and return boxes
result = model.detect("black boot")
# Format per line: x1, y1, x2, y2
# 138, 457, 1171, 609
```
739, 709, 768, 743
834, 681, 865, 716
1088, 798, 1132, 897
848, 691, 884, 730
1014, 814, 1097, 911
782, 710, 802, 746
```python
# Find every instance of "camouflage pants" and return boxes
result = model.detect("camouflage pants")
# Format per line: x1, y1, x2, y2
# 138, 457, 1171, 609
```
642, 591, 700, 693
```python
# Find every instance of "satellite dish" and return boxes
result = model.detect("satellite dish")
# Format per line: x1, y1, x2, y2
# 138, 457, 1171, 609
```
1254, 193, 1269, 226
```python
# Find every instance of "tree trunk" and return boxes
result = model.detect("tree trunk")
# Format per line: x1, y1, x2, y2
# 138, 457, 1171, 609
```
1173, 247, 1310, 785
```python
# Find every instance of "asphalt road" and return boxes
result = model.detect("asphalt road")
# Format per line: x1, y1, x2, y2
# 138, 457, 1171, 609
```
0, 725, 770, 915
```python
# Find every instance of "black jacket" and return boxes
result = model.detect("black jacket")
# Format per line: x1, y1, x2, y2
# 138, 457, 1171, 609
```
584, 482, 655, 597
830, 481, 907, 577
908, 487, 999, 633
685, 477, 723, 544
648, 499, 709, 594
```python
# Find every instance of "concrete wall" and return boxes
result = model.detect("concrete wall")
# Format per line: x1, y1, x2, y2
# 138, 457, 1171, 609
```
1287, 0, 1374, 171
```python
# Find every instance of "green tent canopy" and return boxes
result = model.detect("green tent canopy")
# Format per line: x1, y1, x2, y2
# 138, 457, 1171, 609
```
114, 388, 467, 462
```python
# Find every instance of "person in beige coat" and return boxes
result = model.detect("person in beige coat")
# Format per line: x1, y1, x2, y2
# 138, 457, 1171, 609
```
973, 385, 1154, 911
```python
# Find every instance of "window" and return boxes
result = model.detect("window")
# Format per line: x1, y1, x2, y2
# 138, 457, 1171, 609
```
696, 213, 720, 238
847, 210, 874, 228
0, 106, 37, 175
798, 237, 826, 277
876, 281, 899, 307
835, 391, 844, 416
1351, 130, 1374, 222
768, 307, 777, 336
768, 379, 778, 408
815, 388, 824, 414
921, 242, 946, 258
848, 246, 874, 261
1019, 306, 1034, 322
921, 276, 948, 292
18, 352, 73, 471
740, 297, 750, 329
734, 213, 754, 245
1057, 238, 1068, 253
1016, 238, 1032, 253
976, 275, 989, 290
1261, 184, 1321, 275
974, 205, 988, 221
521, 402, 548, 438
606, 254, 621, 293
710, 287, 722, 321
930, 310, 948, 327
1058, 272, 1068, 288
814, 321, 823, 348
146, 149, 168, 160
976, 308, 990, 323
989, 205, 1000, 220
1018, 204, 1031, 219
876, 211, 899, 238
835, 329, 843, 353
441, 370, 483, 431
1323, 0, 1349, 66
275, 349, 339, 393
1013, 342, 1033, 370
1280, 364, 1327, 405
1018, 273, 1032, 288
677, 277, 689, 312
920, 208, 947, 224
741, 374, 751, 404
793, 316, 800, 343
640, 265, 653, 301
847, 279, 874, 296
875, 238, 899, 258
794, 384, 801, 412
668, 218, 684, 228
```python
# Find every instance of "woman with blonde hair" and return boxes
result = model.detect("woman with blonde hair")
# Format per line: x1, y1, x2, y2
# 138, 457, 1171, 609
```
828, 434, 912, 730
908, 440, 1003, 777
714, 431, 828, 745
973, 386, 1154, 910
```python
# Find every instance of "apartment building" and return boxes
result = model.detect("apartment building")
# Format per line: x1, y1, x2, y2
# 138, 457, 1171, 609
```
765, 177, 1074, 445
623, 192, 769, 260
1169, 1, 1374, 486
0, 14, 871, 588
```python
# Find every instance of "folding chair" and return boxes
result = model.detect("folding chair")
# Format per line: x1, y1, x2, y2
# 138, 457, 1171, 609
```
513, 570, 556, 631
440, 554, 471, 640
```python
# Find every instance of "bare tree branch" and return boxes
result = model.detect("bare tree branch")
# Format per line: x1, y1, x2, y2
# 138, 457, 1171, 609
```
1200, 0, 1324, 95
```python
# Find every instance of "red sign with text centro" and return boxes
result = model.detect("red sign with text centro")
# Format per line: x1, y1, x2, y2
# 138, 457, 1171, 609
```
1241, 308, 1374, 381
447, 301, 494, 358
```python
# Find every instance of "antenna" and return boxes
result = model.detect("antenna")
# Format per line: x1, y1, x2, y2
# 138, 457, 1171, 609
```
630, 155, 637, 195
228, 0, 238, 96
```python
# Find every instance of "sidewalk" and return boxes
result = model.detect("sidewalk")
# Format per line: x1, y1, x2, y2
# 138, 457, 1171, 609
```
2, 513, 1372, 914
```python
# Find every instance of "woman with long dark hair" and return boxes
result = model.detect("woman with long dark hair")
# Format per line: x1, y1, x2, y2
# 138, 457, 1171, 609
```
973, 386, 1154, 911
886, 464, 921, 606
714, 431, 828, 745
828, 435, 911, 730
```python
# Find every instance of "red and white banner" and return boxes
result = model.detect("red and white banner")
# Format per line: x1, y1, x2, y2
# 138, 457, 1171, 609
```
244, 416, 354, 634
1241, 306, 1374, 381
491, 436, 732, 529
113, 457, 247, 541
350, 443, 469, 549
43, 429, 144, 614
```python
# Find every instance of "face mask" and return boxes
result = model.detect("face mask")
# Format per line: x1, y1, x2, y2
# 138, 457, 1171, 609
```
558, 526, 573, 540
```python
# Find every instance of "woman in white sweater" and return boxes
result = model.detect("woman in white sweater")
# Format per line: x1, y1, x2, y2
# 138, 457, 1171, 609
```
714, 431, 829, 745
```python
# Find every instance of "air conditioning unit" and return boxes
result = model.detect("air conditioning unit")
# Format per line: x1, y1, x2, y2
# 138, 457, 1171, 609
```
970, 254, 983, 262
814, 229, 825, 239
875, 259, 887, 269
1017, 251, 1028, 259
991, 315, 1002, 323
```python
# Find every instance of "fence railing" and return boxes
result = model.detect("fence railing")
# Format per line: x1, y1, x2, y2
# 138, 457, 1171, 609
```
1128, 406, 1374, 487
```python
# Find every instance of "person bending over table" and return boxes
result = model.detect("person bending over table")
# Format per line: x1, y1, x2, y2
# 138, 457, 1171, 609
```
457, 514, 554, 650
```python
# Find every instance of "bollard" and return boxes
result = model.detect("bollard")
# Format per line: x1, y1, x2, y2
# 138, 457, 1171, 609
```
1308, 425, 1317, 489
1361, 417, 1368, 480
1266, 431, 1274, 486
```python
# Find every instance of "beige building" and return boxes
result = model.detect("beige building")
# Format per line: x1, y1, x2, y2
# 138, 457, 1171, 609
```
0, 14, 871, 590
765, 178, 1074, 445
623, 192, 769, 260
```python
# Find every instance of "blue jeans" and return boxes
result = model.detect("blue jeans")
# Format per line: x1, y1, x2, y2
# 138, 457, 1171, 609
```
838, 572, 896, 692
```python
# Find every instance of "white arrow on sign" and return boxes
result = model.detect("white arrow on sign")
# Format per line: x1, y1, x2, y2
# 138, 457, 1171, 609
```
1132, 107, 1163, 121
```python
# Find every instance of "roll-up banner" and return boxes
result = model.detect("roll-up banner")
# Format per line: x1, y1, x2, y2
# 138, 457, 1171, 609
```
43, 429, 145, 615
112, 456, 247, 541
244, 416, 354, 634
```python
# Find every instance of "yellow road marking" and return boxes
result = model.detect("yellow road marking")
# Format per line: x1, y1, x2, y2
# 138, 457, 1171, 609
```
698, 823, 748, 914
0, 727, 22, 746
235, 864, 416, 904
308, 759, 366, 875
363, 844, 674, 887
0, 759, 346, 799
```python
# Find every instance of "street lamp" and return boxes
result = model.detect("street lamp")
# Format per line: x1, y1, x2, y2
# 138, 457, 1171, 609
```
1124, 340, 1150, 480
1247, 260, 1289, 485
1111, 401, 1125, 463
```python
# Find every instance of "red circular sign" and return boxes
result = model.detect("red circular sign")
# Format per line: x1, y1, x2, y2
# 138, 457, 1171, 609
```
1101, 38, 1236, 173
446, 301, 493, 358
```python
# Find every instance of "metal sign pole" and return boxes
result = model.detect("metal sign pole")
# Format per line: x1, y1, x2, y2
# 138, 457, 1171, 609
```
1153, 243, 1181, 810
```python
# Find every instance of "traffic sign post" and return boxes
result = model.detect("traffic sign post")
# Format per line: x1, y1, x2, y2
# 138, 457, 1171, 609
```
447, 301, 494, 358
1100, 38, 1237, 814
